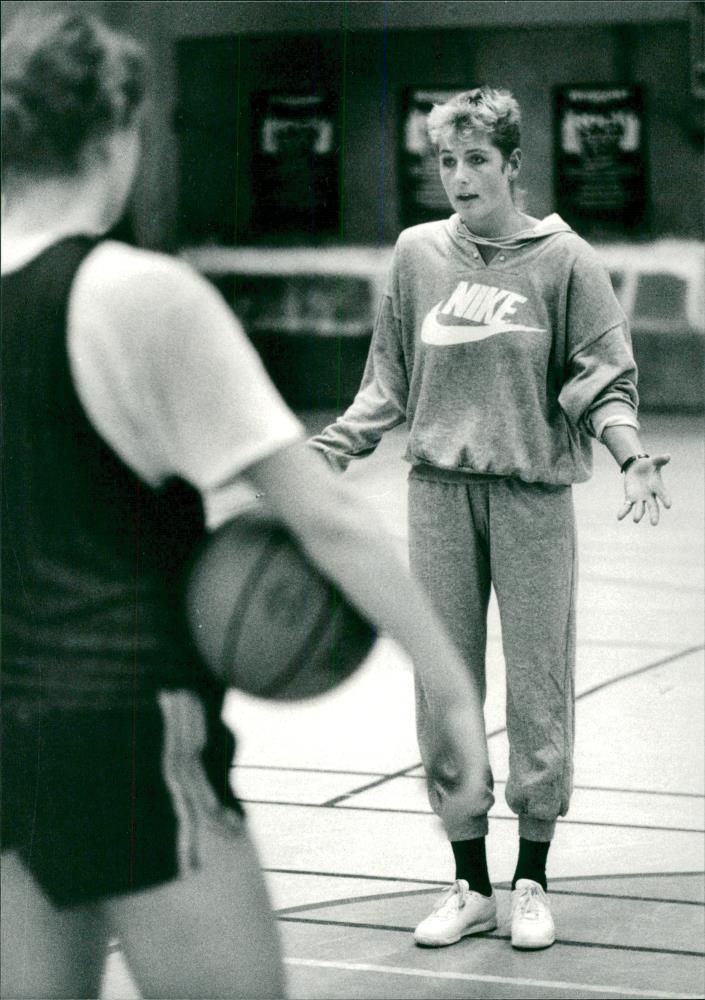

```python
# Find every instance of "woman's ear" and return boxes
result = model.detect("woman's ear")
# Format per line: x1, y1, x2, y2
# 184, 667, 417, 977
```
507, 148, 522, 179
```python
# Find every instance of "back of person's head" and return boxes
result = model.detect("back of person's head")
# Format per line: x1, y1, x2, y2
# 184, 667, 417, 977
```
1, 8, 146, 179
427, 87, 521, 161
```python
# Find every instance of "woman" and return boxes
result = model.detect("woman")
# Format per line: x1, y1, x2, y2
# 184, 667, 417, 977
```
310, 87, 671, 950
0, 13, 490, 998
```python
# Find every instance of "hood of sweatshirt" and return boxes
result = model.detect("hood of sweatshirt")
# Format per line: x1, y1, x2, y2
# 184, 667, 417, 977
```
453, 212, 573, 251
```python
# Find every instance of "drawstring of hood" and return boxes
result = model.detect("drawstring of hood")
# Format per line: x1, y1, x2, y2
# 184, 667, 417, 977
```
455, 213, 573, 250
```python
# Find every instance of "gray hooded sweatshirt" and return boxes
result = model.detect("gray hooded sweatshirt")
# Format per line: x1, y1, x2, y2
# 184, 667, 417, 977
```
310, 213, 638, 485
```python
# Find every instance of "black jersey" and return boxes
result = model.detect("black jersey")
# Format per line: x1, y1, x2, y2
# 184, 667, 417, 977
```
1, 237, 211, 706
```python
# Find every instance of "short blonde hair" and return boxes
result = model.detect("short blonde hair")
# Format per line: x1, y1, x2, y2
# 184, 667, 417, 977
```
427, 87, 521, 161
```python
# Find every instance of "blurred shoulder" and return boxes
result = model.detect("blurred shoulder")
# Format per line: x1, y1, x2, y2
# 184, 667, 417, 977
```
75, 240, 219, 318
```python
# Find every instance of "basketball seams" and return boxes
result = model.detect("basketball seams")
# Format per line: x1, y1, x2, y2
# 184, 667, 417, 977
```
218, 530, 284, 681
255, 584, 341, 699
188, 512, 375, 700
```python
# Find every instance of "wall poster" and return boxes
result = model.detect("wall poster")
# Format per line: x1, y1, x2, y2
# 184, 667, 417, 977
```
400, 88, 464, 227
554, 84, 647, 229
251, 93, 339, 238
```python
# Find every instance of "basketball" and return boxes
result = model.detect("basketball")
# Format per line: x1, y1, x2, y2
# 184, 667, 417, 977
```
186, 509, 377, 700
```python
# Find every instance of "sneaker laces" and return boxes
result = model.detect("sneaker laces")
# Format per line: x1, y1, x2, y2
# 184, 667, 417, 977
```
516, 882, 546, 920
432, 879, 469, 916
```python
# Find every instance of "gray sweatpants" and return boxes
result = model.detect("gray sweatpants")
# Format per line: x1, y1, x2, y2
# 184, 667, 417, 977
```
408, 474, 577, 842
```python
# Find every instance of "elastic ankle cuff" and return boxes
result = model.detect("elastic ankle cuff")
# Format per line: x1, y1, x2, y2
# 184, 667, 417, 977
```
518, 817, 556, 841
448, 815, 489, 840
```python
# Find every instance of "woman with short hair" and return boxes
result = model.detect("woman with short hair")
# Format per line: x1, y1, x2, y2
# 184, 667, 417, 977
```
311, 86, 671, 951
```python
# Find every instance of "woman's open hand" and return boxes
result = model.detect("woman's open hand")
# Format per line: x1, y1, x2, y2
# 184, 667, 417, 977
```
617, 455, 672, 525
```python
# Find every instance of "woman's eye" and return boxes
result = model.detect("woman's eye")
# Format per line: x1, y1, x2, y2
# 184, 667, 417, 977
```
470, 156, 486, 166
441, 158, 455, 168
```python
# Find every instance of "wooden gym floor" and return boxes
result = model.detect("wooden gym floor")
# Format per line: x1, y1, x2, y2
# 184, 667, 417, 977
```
103, 413, 704, 999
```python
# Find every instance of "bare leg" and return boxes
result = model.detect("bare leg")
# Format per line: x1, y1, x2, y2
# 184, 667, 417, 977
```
106, 825, 286, 999
1, 850, 107, 1000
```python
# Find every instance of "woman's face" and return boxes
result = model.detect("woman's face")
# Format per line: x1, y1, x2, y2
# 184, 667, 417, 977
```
438, 129, 520, 236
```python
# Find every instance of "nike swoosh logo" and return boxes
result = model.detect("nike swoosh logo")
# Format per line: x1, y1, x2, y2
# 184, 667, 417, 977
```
421, 303, 546, 345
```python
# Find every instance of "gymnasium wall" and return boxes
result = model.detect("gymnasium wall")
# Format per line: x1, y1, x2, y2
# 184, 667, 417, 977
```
1, 2, 702, 250
106, 2, 701, 251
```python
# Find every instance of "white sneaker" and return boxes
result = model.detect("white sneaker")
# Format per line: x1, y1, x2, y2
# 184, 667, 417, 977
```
414, 879, 497, 947
511, 879, 556, 949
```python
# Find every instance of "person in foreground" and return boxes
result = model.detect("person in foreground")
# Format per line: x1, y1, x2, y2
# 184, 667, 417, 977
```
0, 13, 491, 999
310, 87, 671, 951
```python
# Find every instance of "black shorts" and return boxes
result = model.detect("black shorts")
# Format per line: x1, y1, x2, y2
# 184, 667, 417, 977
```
1, 689, 244, 909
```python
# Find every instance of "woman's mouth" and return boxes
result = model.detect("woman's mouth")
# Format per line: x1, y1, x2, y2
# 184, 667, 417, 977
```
456, 194, 478, 204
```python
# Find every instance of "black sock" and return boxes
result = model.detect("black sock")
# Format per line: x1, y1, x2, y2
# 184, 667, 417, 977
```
451, 838, 492, 897
511, 838, 550, 891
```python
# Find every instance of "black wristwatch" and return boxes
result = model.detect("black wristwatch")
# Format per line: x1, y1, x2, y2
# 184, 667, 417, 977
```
620, 454, 650, 474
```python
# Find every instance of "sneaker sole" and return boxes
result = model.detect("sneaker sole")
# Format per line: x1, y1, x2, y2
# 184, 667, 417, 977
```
511, 933, 556, 950
414, 917, 498, 948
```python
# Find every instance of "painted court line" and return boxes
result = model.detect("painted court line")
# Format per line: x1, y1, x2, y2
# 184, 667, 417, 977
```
280, 916, 704, 958
275, 884, 705, 917
237, 763, 705, 799
233, 763, 384, 777
323, 759, 421, 806
243, 797, 704, 833
284, 957, 702, 999
322, 643, 704, 806
268, 865, 705, 888
568, 644, 704, 703
270, 867, 705, 914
